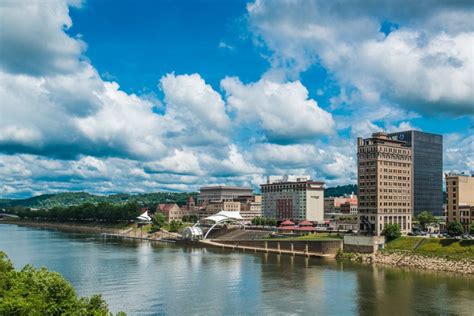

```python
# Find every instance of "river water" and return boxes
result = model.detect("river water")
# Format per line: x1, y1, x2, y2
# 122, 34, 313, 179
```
0, 224, 473, 315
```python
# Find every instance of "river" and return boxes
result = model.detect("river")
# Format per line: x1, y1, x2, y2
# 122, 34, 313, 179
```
0, 224, 473, 315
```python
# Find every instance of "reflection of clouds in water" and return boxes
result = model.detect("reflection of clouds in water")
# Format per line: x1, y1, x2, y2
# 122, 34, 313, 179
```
2, 226, 474, 315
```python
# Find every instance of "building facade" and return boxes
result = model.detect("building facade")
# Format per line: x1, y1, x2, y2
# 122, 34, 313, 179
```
237, 195, 262, 222
388, 131, 443, 216
445, 173, 474, 231
261, 176, 324, 222
199, 201, 241, 219
324, 193, 358, 215
340, 202, 358, 215
157, 203, 188, 221
198, 186, 253, 205
358, 132, 413, 236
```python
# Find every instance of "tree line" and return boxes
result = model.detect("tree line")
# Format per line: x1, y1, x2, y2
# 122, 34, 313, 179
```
10, 202, 141, 222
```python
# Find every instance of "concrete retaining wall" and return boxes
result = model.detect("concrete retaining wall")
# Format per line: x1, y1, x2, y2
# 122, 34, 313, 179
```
213, 239, 342, 255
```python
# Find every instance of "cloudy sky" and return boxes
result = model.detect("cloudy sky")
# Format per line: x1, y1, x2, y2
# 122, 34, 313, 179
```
1, 0, 473, 198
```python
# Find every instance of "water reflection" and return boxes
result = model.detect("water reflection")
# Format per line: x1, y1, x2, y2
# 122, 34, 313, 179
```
0, 224, 473, 315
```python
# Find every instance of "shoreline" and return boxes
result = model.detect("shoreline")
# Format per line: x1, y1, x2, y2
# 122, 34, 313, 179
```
2, 219, 473, 275
0, 219, 125, 234
339, 251, 474, 275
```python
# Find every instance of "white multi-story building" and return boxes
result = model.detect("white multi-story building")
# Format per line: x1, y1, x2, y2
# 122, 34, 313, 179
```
261, 176, 324, 222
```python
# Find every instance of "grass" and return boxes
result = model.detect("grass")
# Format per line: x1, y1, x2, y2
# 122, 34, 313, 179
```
384, 237, 422, 251
415, 238, 474, 260
384, 237, 474, 260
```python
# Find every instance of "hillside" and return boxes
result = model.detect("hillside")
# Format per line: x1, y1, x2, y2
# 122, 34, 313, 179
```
324, 184, 357, 197
1, 184, 358, 209
0, 192, 198, 209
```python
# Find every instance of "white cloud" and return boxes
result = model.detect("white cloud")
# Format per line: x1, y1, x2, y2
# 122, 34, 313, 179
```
247, 0, 474, 115
221, 77, 334, 142
160, 73, 231, 146
0, 0, 85, 76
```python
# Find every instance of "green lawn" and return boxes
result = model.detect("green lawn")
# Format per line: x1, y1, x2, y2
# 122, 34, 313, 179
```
415, 239, 474, 260
385, 237, 474, 260
385, 237, 422, 251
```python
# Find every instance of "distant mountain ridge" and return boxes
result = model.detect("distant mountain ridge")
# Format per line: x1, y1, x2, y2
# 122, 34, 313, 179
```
1, 184, 358, 209
0, 192, 198, 209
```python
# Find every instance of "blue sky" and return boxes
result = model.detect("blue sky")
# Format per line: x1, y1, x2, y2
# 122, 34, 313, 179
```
0, 0, 473, 198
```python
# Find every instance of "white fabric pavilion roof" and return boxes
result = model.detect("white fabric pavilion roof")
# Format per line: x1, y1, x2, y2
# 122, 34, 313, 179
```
137, 211, 151, 221
202, 211, 243, 224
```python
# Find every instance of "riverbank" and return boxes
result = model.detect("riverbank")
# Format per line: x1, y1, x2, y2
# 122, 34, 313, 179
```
0, 218, 131, 234
339, 236, 474, 275
0, 218, 182, 243
339, 251, 474, 275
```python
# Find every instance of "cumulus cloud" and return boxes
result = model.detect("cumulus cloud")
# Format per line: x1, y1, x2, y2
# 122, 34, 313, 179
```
247, 0, 474, 115
0, 0, 85, 76
221, 77, 334, 143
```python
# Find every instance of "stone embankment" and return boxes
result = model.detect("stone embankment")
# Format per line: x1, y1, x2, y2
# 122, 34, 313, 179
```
340, 251, 474, 275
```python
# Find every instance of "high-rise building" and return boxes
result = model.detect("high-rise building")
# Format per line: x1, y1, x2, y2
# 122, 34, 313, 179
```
387, 130, 443, 216
357, 132, 413, 235
261, 176, 324, 222
445, 173, 474, 231
198, 186, 253, 205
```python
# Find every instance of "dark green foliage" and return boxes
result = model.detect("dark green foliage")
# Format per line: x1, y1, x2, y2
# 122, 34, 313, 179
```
151, 212, 166, 231
168, 220, 182, 232
416, 211, 438, 229
12, 202, 140, 222
0, 251, 116, 315
447, 221, 464, 236
470, 222, 474, 235
182, 214, 198, 223
382, 224, 401, 242
251, 217, 276, 226
324, 185, 358, 198
1, 191, 199, 209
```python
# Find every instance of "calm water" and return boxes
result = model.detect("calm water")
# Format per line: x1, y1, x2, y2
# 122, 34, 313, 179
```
1, 224, 473, 315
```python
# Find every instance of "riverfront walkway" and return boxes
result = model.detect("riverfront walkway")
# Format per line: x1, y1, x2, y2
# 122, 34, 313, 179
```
200, 239, 337, 258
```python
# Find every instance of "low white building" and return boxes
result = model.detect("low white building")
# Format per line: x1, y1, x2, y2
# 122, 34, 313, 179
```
261, 175, 325, 222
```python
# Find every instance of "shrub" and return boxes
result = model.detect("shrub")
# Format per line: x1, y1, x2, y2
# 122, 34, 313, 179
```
382, 224, 401, 242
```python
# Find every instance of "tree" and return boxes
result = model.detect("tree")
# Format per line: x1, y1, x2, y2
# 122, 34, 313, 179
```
447, 221, 464, 237
382, 224, 401, 241
0, 251, 116, 315
151, 212, 166, 231
470, 222, 474, 235
169, 220, 182, 232
417, 211, 438, 230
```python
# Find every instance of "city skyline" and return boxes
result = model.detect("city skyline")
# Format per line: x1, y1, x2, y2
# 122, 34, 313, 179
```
1, 0, 473, 198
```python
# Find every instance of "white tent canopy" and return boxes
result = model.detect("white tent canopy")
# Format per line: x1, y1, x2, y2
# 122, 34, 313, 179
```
137, 211, 151, 222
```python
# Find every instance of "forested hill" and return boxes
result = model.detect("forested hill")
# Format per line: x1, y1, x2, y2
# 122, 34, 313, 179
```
1, 184, 358, 209
324, 184, 358, 197
0, 192, 198, 209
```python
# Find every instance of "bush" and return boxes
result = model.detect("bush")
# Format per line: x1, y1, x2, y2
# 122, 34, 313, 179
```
447, 221, 464, 236
0, 252, 118, 315
382, 224, 401, 242
470, 222, 474, 235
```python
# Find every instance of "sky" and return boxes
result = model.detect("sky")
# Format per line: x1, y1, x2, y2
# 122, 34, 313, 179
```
0, 0, 473, 198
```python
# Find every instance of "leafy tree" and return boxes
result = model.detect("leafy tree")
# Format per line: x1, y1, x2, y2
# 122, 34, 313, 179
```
382, 224, 401, 241
182, 214, 198, 223
417, 211, 438, 230
0, 251, 118, 315
447, 221, 464, 237
470, 222, 474, 235
151, 212, 166, 231
169, 220, 182, 232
